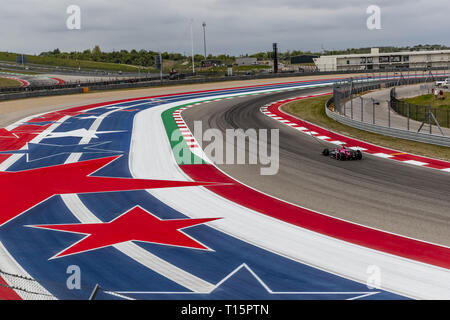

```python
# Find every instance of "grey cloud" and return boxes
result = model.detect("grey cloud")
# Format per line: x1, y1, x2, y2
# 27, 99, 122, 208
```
0, 0, 449, 55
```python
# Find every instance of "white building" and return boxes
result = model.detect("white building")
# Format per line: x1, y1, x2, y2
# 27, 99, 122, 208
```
313, 48, 450, 71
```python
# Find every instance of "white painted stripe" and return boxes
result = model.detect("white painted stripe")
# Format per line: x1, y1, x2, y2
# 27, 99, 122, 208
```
0, 100, 216, 294
348, 147, 368, 151
61, 194, 215, 293
59, 103, 216, 293
129, 98, 450, 300
0, 242, 55, 300
372, 153, 393, 159
328, 140, 346, 145
402, 160, 428, 166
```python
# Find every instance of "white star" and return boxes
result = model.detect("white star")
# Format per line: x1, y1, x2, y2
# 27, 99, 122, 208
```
41, 128, 125, 139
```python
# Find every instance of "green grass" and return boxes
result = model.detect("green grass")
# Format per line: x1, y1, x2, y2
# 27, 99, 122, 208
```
282, 95, 450, 161
398, 93, 450, 128
0, 52, 158, 73
0, 77, 22, 88
402, 92, 450, 108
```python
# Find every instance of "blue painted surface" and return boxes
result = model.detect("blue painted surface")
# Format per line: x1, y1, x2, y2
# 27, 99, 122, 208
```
0, 79, 409, 300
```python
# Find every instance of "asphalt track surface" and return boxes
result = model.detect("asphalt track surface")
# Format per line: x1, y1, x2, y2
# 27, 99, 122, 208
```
182, 87, 450, 246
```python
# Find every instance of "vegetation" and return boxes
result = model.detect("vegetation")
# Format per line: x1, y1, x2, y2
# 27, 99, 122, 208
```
1, 43, 449, 74
322, 44, 450, 56
282, 95, 450, 160
0, 68, 39, 75
399, 92, 450, 128
0, 77, 22, 88
401, 92, 450, 108
0, 51, 157, 73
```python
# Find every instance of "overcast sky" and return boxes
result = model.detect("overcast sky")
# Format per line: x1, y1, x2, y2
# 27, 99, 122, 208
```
1, 0, 450, 56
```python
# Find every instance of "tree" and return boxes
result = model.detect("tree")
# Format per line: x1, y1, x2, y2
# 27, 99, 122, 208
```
92, 45, 102, 61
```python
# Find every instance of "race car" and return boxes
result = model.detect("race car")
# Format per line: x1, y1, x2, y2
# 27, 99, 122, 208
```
322, 145, 363, 160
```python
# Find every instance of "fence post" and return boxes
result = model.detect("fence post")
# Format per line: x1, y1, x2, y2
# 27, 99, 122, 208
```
428, 105, 432, 134
388, 101, 391, 128
407, 102, 410, 131
351, 94, 353, 119
360, 97, 364, 122
372, 98, 376, 124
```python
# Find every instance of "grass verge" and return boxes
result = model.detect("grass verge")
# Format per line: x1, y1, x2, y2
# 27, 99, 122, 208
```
282, 95, 450, 161
0, 77, 22, 88
0, 52, 157, 73
401, 92, 450, 108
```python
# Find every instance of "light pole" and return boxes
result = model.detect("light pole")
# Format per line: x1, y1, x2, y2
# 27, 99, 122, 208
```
202, 22, 207, 60
190, 19, 195, 74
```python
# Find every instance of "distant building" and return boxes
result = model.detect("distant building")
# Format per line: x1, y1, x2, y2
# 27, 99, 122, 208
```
235, 57, 258, 66
290, 55, 318, 64
313, 47, 450, 71
201, 59, 222, 67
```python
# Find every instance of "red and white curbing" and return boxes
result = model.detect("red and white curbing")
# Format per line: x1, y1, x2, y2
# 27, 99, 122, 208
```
173, 106, 202, 151
260, 94, 450, 173
173, 103, 214, 163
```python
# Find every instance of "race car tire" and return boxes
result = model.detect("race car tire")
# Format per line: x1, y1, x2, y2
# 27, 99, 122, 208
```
339, 152, 346, 160
335, 152, 340, 160
356, 150, 363, 160
322, 148, 330, 156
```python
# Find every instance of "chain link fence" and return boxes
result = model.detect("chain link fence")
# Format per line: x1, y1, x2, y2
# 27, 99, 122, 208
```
391, 87, 450, 129
0, 269, 55, 300
332, 72, 450, 135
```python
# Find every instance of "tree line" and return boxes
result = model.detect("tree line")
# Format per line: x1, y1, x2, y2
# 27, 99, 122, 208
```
39, 44, 450, 67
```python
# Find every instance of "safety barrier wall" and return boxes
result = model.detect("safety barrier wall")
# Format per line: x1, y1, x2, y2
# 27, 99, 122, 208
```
1, 67, 448, 101
0, 87, 85, 101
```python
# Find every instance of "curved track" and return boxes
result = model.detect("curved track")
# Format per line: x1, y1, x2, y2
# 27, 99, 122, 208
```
0, 79, 448, 300
182, 87, 450, 246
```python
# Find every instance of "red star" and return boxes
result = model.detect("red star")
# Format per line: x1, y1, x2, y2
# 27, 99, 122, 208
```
0, 155, 223, 227
29, 206, 221, 258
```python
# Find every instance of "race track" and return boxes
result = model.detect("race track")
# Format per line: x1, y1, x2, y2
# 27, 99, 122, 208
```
182, 87, 450, 246
0, 78, 448, 300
